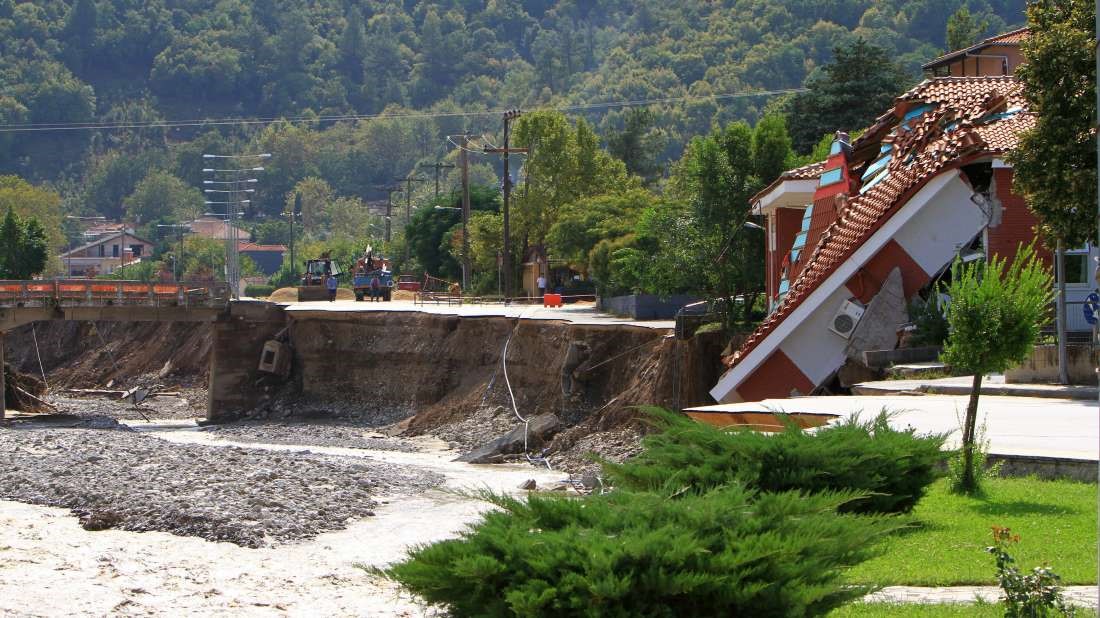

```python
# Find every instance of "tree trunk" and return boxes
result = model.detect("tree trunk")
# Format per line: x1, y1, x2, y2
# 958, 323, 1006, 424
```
1055, 239, 1069, 384
960, 372, 983, 492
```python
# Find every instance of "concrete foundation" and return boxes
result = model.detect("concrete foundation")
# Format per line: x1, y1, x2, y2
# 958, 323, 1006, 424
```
1005, 344, 1099, 385
206, 302, 288, 422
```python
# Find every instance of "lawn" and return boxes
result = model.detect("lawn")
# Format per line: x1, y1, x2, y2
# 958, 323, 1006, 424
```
848, 477, 1097, 586
830, 603, 1096, 617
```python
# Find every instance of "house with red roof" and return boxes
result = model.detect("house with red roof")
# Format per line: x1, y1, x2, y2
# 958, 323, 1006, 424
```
712, 30, 1095, 404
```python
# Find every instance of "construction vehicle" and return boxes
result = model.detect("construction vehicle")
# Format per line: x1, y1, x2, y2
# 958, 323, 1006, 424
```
298, 253, 342, 301
352, 249, 394, 301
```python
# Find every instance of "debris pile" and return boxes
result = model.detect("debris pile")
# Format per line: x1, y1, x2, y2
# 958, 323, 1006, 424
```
4, 363, 49, 413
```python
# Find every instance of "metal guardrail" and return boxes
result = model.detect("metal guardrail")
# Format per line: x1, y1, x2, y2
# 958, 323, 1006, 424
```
0, 280, 232, 309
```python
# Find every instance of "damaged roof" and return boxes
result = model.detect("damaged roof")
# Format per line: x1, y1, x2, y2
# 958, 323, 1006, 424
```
922, 27, 1030, 71
751, 160, 827, 205
731, 76, 1033, 367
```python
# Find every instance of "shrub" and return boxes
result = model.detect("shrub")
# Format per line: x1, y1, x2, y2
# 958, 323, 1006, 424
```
908, 295, 949, 348
381, 485, 900, 617
988, 526, 1076, 617
244, 284, 275, 298
603, 407, 946, 514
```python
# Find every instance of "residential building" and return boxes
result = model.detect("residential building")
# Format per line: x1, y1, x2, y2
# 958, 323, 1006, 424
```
923, 27, 1029, 77
238, 241, 287, 276
59, 231, 154, 277
713, 69, 1095, 404
187, 216, 253, 242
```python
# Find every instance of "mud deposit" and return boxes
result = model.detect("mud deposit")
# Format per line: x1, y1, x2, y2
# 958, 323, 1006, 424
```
202, 420, 421, 452
0, 426, 443, 547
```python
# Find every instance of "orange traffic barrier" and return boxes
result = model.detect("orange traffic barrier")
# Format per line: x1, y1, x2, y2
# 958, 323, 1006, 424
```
543, 293, 562, 308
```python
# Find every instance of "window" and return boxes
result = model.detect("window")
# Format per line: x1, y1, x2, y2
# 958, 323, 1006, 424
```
98, 245, 105, 257
112, 244, 119, 257
131, 245, 143, 257
1064, 253, 1088, 285
818, 168, 843, 186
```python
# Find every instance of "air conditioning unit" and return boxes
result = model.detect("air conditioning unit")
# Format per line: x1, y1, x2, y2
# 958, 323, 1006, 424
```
829, 300, 865, 339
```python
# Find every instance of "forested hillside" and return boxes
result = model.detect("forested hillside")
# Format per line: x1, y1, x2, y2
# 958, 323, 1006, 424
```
0, 0, 1024, 285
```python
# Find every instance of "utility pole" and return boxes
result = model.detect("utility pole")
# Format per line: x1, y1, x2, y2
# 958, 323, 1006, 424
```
419, 161, 455, 199
377, 185, 402, 245
484, 109, 527, 303
284, 192, 302, 279
395, 175, 426, 262
460, 135, 471, 289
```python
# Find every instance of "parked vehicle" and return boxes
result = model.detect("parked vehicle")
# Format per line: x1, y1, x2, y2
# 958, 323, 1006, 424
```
298, 255, 341, 302
397, 275, 422, 292
352, 252, 394, 301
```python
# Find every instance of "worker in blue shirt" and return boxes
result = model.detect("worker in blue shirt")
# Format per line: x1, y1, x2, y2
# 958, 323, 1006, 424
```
326, 274, 338, 302
1084, 288, 1099, 344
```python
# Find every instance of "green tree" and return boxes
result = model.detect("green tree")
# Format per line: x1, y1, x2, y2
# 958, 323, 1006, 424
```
512, 111, 633, 248
941, 246, 1052, 494
407, 185, 500, 281
62, 0, 97, 73
1009, 0, 1095, 386
0, 175, 64, 267
945, 7, 989, 51
0, 207, 48, 279
786, 39, 912, 153
1010, 0, 1096, 249
548, 188, 655, 276
338, 7, 368, 84
285, 177, 334, 235
124, 171, 204, 230
666, 121, 765, 328
606, 108, 665, 184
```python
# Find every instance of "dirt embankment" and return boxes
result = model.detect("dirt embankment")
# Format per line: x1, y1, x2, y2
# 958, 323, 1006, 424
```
7, 321, 211, 389
285, 312, 727, 461
6, 312, 727, 466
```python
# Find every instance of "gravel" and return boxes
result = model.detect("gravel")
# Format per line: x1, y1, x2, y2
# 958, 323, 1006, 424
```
0, 426, 443, 548
201, 420, 421, 452
46, 385, 208, 421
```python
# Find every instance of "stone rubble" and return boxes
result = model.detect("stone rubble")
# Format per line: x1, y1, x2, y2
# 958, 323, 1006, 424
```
0, 425, 443, 548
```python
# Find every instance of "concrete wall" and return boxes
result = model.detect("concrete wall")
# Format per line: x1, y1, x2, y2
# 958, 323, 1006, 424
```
1005, 344, 1099, 385
598, 294, 698, 320
207, 302, 288, 421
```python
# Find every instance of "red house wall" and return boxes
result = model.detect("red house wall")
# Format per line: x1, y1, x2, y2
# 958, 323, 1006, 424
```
988, 168, 1051, 265
769, 207, 804, 301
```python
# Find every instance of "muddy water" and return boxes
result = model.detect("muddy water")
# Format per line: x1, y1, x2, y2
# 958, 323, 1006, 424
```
0, 421, 564, 617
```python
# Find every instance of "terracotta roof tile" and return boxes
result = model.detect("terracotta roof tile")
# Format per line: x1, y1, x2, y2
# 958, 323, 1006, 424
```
750, 161, 826, 205
732, 77, 1032, 367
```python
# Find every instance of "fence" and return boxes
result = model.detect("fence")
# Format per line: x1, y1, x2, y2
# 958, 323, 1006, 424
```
0, 280, 232, 309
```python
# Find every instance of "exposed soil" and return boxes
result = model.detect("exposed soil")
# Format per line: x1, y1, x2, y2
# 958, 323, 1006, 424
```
7, 311, 729, 473
0, 423, 443, 548
4, 363, 48, 412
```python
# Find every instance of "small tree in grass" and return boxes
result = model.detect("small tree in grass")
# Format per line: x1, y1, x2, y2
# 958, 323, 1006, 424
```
941, 245, 1052, 493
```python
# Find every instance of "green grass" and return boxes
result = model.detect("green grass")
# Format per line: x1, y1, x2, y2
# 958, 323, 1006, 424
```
848, 477, 1097, 586
830, 603, 1096, 617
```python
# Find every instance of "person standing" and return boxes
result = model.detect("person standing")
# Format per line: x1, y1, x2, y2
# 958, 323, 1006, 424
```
370, 274, 381, 302
326, 274, 338, 302
536, 273, 546, 299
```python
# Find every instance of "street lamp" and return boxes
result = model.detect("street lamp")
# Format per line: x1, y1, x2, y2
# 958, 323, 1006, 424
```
203, 153, 269, 298
157, 223, 191, 282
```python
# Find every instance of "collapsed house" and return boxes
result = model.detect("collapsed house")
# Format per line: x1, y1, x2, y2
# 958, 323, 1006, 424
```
710, 34, 1092, 404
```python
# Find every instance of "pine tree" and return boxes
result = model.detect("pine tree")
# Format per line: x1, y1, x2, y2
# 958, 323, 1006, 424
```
338, 8, 367, 84
946, 7, 988, 51
0, 207, 19, 278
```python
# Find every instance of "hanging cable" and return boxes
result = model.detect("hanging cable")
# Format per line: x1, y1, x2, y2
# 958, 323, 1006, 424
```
31, 324, 48, 394
0, 88, 806, 133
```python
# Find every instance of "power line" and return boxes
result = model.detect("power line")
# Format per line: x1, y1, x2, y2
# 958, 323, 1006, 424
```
0, 88, 806, 133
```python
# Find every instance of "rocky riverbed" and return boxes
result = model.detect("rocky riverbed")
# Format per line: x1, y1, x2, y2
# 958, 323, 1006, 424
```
201, 420, 421, 452
0, 423, 443, 548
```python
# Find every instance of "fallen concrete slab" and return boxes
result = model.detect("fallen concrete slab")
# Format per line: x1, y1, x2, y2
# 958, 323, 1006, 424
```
686, 394, 1099, 462
853, 375, 1099, 400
